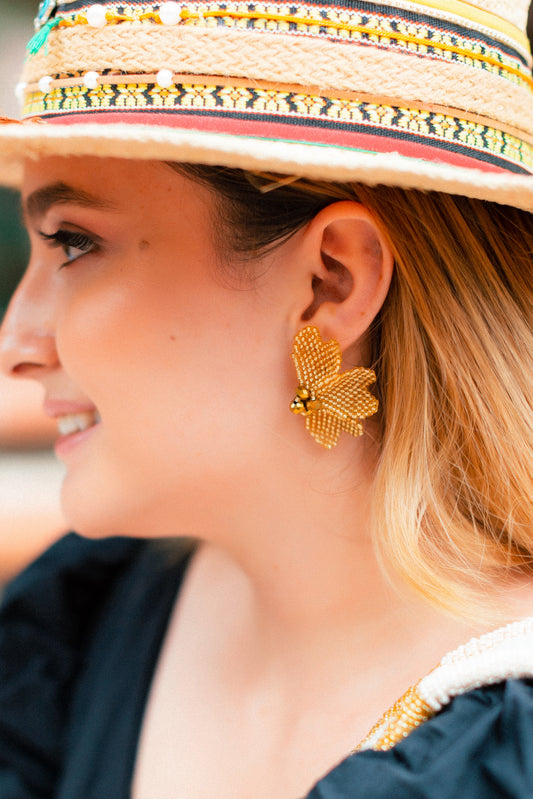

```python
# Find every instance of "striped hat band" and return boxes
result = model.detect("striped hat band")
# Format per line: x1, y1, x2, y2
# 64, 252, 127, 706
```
0, 0, 531, 209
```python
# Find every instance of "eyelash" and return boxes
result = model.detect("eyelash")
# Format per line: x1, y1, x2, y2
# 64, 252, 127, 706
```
39, 229, 96, 267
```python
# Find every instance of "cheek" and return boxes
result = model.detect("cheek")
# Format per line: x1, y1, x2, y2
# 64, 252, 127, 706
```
54, 266, 296, 538
57, 277, 137, 396
57, 274, 288, 464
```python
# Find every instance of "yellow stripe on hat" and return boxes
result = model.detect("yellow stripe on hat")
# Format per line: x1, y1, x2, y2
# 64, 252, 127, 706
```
413, 0, 530, 52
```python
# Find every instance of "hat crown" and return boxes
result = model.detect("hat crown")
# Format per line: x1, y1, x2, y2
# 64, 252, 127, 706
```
2, 0, 530, 211
494, 0, 530, 28
36, 0, 532, 32
449, 0, 529, 29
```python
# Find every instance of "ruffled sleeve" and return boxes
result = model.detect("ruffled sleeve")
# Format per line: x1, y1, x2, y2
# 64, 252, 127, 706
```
0, 533, 145, 799
306, 679, 533, 799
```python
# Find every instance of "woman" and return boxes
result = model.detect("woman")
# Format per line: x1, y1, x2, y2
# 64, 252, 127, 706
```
0, 0, 532, 797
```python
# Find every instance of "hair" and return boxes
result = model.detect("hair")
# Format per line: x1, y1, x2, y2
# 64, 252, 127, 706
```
172, 164, 533, 619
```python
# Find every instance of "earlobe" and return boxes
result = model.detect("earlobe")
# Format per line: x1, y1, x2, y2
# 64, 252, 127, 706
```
300, 201, 393, 351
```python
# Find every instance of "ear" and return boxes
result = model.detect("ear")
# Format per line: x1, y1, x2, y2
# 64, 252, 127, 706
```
293, 201, 393, 353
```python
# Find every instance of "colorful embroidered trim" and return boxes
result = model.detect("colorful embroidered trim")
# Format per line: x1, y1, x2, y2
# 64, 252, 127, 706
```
22, 78, 533, 175
35, 0, 532, 46
27, 2, 533, 90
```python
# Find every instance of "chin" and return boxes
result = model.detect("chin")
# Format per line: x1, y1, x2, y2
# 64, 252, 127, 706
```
59, 473, 179, 540
60, 473, 137, 539
58, 454, 226, 540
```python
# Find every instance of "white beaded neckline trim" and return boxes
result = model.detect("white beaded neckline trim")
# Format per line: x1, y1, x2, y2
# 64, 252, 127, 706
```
357, 617, 533, 752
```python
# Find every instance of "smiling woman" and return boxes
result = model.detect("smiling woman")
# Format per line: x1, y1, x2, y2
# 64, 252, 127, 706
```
11, 157, 327, 541
0, 1, 532, 798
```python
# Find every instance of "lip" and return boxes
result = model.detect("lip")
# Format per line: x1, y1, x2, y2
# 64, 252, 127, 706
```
44, 398, 99, 418
54, 422, 100, 459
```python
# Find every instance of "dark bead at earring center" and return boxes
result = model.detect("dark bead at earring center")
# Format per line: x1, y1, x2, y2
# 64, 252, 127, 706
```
290, 386, 323, 416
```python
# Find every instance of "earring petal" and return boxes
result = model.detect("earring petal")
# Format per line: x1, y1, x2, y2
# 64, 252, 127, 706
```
306, 410, 342, 449
292, 326, 341, 391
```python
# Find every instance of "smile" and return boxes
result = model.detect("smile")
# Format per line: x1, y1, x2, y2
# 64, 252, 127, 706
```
57, 410, 101, 436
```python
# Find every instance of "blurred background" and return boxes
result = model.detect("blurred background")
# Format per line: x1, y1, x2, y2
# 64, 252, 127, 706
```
0, 2, 532, 581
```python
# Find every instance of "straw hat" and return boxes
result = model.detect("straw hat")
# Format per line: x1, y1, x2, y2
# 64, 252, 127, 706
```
0, 0, 532, 210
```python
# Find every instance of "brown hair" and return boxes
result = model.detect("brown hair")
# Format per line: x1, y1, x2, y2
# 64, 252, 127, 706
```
174, 164, 533, 619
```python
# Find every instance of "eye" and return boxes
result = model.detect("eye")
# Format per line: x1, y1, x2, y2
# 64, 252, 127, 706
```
39, 229, 96, 267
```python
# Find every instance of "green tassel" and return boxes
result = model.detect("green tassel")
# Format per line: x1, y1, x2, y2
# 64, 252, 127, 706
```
26, 18, 61, 57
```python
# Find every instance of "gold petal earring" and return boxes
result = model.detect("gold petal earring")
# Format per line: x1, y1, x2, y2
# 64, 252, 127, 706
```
290, 325, 379, 449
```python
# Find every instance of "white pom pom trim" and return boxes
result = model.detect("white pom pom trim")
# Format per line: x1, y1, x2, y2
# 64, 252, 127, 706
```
15, 82, 27, 102
83, 71, 100, 89
86, 4, 108, 27
38, 76, 53, 94
159, 2, 181, 25
156, 68, 174, 88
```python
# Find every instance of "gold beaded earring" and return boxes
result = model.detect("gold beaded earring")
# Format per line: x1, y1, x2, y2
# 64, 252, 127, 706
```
290, 326, 378, 449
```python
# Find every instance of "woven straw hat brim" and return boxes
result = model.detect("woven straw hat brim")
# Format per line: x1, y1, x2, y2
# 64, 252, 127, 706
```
0, 121, 532, 211
1, 0, 532, 208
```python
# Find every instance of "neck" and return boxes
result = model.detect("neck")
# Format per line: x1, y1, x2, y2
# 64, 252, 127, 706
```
170, 427, 533, 706
205, 434, 381, 631
180, 434, 481, 694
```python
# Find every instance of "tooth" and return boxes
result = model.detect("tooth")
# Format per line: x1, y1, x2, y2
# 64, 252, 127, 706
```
58, 415, 78, 436
57, 411, 99, 436
74, 412, 94, 431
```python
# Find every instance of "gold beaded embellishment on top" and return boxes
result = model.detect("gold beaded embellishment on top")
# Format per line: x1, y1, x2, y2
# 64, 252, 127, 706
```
355, 617, 533, 753
290, 325, 378, 449
355, 683, 435, 752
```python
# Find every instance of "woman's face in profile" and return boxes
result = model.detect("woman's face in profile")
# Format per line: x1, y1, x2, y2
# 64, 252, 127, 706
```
2, 156, 300, 539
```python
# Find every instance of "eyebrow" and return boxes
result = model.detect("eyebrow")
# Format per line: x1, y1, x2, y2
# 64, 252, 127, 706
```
23, 181, 117, 222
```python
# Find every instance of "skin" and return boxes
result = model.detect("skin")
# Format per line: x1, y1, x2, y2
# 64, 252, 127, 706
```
1, 157, 389, 554
1, 157, 526, 798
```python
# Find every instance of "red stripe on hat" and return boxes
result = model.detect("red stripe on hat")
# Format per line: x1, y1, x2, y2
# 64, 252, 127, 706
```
43, 110, 518, 175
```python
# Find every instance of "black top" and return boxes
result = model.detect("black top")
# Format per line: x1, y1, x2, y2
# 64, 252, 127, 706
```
1, 533, 533, 798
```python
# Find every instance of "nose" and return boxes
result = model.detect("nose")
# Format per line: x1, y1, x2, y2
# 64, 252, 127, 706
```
0, 265, 60, 380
